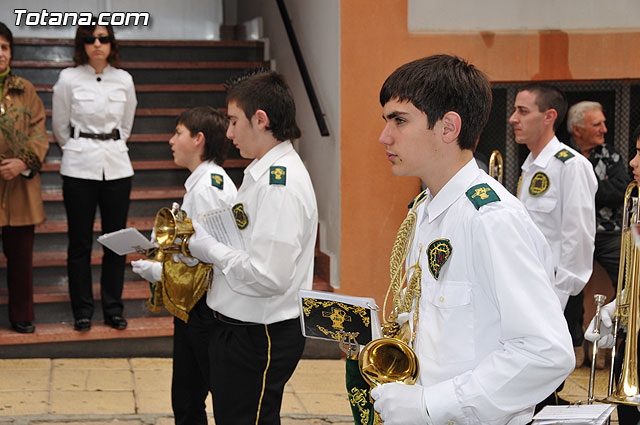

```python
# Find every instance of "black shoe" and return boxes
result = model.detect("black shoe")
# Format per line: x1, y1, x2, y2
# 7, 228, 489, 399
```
11, 321, 35, 334
74, 318, 91, 332
105, 315, 127, 330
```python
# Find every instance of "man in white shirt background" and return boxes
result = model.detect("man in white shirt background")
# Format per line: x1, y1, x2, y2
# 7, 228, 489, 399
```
509, 82, 598, 409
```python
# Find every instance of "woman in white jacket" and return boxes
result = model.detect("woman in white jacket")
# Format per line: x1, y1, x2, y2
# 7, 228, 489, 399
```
52, 20, 136, 332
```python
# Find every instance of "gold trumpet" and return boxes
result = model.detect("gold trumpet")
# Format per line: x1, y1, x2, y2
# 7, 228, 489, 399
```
154, 202, 194, 257
489, 150, 503, 183
590, 181, 640, 405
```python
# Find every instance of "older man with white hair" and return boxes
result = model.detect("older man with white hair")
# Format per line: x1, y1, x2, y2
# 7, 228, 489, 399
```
567, 100, 629, 367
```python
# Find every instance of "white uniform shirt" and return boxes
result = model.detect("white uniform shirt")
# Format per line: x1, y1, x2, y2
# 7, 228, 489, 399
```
205, 141, 318, 324
52, 64, 137, 181
407, 160, 574, 425
518, 137, 597, 309
181, 161, 237, 218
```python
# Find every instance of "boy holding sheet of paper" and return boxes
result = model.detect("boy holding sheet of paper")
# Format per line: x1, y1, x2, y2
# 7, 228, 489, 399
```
131, 106, 237, 425
187, 70, 318, 425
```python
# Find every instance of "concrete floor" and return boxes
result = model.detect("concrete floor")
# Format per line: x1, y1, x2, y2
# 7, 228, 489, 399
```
0, 357, 624, 424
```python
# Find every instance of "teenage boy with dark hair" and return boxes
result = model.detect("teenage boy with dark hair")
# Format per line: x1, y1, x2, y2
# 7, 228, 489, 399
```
188, 70, 318, 425
131, 106, 237, 425
368, 55, 574, 425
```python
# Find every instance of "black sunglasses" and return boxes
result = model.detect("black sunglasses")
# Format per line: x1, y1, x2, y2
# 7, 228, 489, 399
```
84, 36, 110, 44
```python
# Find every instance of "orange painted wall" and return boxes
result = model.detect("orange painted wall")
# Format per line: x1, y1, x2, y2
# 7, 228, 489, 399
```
339, 0, 640, 315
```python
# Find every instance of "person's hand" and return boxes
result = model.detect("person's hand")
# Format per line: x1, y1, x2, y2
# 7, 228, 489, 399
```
0, 158, 27, 180
584, 299, 616, 349
131, 259, 162, 282
187, 222, 218, 264
371, 382, 430, 425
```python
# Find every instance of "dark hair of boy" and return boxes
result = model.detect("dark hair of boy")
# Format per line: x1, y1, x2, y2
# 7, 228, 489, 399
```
379, 54, 492, 151
177, 106, 231, 166
0, 22, 14, 55
73, 18, 120, 66
225, 69, 301, 141
518, 82, 568, 131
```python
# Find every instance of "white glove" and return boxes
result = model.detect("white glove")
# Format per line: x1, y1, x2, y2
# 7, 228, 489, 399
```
187, 222, 218, 264
584, 299, 616, 349
131, 259, 162, 282
371, 383, 431, 425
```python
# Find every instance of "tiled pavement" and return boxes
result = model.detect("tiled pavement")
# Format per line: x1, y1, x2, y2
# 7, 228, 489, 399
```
0, 358, 622, 424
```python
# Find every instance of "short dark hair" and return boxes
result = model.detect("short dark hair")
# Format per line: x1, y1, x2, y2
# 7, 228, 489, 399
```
632, 123, 640, 146
379, 55, 492, 151
225, 69, 301, 141
518, 82, 568, 131
73, 18, 120, 66
0, 22, 14, 57
177, 106, 231, 166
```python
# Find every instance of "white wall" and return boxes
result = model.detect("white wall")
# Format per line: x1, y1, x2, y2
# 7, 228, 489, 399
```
409, 0, 640, 32
1, 0, 223, 39
234, 0, 342, 287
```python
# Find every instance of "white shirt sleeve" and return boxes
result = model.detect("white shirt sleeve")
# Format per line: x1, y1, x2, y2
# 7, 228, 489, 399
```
52, 70, 72, 147
555, 160, 597, 300
424, 209, 574, 424
206, 185, 305, 297
119, 74, 137, 141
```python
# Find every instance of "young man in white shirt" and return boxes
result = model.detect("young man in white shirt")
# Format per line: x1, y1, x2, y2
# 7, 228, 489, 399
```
131, 106, 237, 425
188, 70, 318, 425
369, 55, 574, 425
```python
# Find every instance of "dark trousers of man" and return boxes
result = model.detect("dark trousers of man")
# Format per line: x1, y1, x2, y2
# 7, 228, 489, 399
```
209, 314, 305, 425
2, 225, 35, 322
62, 176, 131, 320
595, 231, 622, 287
172, 297, 213, 425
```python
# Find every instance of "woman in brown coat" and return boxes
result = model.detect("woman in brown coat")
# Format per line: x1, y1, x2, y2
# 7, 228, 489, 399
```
0, 22, 48, 333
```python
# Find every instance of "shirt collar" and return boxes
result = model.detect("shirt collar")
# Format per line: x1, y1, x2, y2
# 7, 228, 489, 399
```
245, 140, 293, 181
184, 161, 215, 192
424, 159, 481, 223
523, 136, 560, 170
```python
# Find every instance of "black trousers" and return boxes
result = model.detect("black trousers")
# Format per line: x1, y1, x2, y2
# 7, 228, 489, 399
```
172, 297, 213, 425
2, 225, 35, 323
595, 231, 622, 287
209, 315, 305, 425
62, 175, 131, 319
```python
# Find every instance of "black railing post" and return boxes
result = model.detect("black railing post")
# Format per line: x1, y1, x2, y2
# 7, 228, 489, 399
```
275, 0, 330, 136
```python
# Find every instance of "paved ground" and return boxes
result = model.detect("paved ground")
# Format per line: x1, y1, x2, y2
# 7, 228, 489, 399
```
0, 357, 622, 424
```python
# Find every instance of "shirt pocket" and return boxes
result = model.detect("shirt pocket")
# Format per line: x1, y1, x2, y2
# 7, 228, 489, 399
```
71, 89, 97, 115
422, 281, 474, 363
107, 90, 127, 119
524, 195, 557, 213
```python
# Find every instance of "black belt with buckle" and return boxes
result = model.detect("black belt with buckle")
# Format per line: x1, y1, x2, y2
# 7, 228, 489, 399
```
71, 126, 120, 140
211, 310, 259, 326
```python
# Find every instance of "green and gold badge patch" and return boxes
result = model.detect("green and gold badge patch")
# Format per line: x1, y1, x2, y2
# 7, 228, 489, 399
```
529, 172, 550, 196
211, 173, 224, 189
427, 239, 452, 280
232, 203, 248, 229
270, 166, 286, 185
555, 149, 575, 162
465, 183, 500, 210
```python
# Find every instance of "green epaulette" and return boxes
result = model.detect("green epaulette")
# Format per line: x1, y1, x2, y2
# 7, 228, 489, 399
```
407, 190, 427, 209
465, 183, 500, 210
270, 166, 286, 185
554, 149, 575, 162
211, 173, 224, 189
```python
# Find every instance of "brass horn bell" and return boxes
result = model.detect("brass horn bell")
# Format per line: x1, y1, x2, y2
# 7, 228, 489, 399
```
154, 203, 194, 257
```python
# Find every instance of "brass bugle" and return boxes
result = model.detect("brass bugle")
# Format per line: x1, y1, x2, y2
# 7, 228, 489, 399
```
489, 150, 503, 184
154, 203, 194, 257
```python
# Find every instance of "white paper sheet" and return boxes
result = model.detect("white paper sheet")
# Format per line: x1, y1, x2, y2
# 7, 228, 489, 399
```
97, 228, 155, 255
533, 404, 614, 425
197, 207, 245, 250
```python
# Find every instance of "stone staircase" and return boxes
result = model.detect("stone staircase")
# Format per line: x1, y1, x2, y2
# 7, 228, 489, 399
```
0, 38, 334, 358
